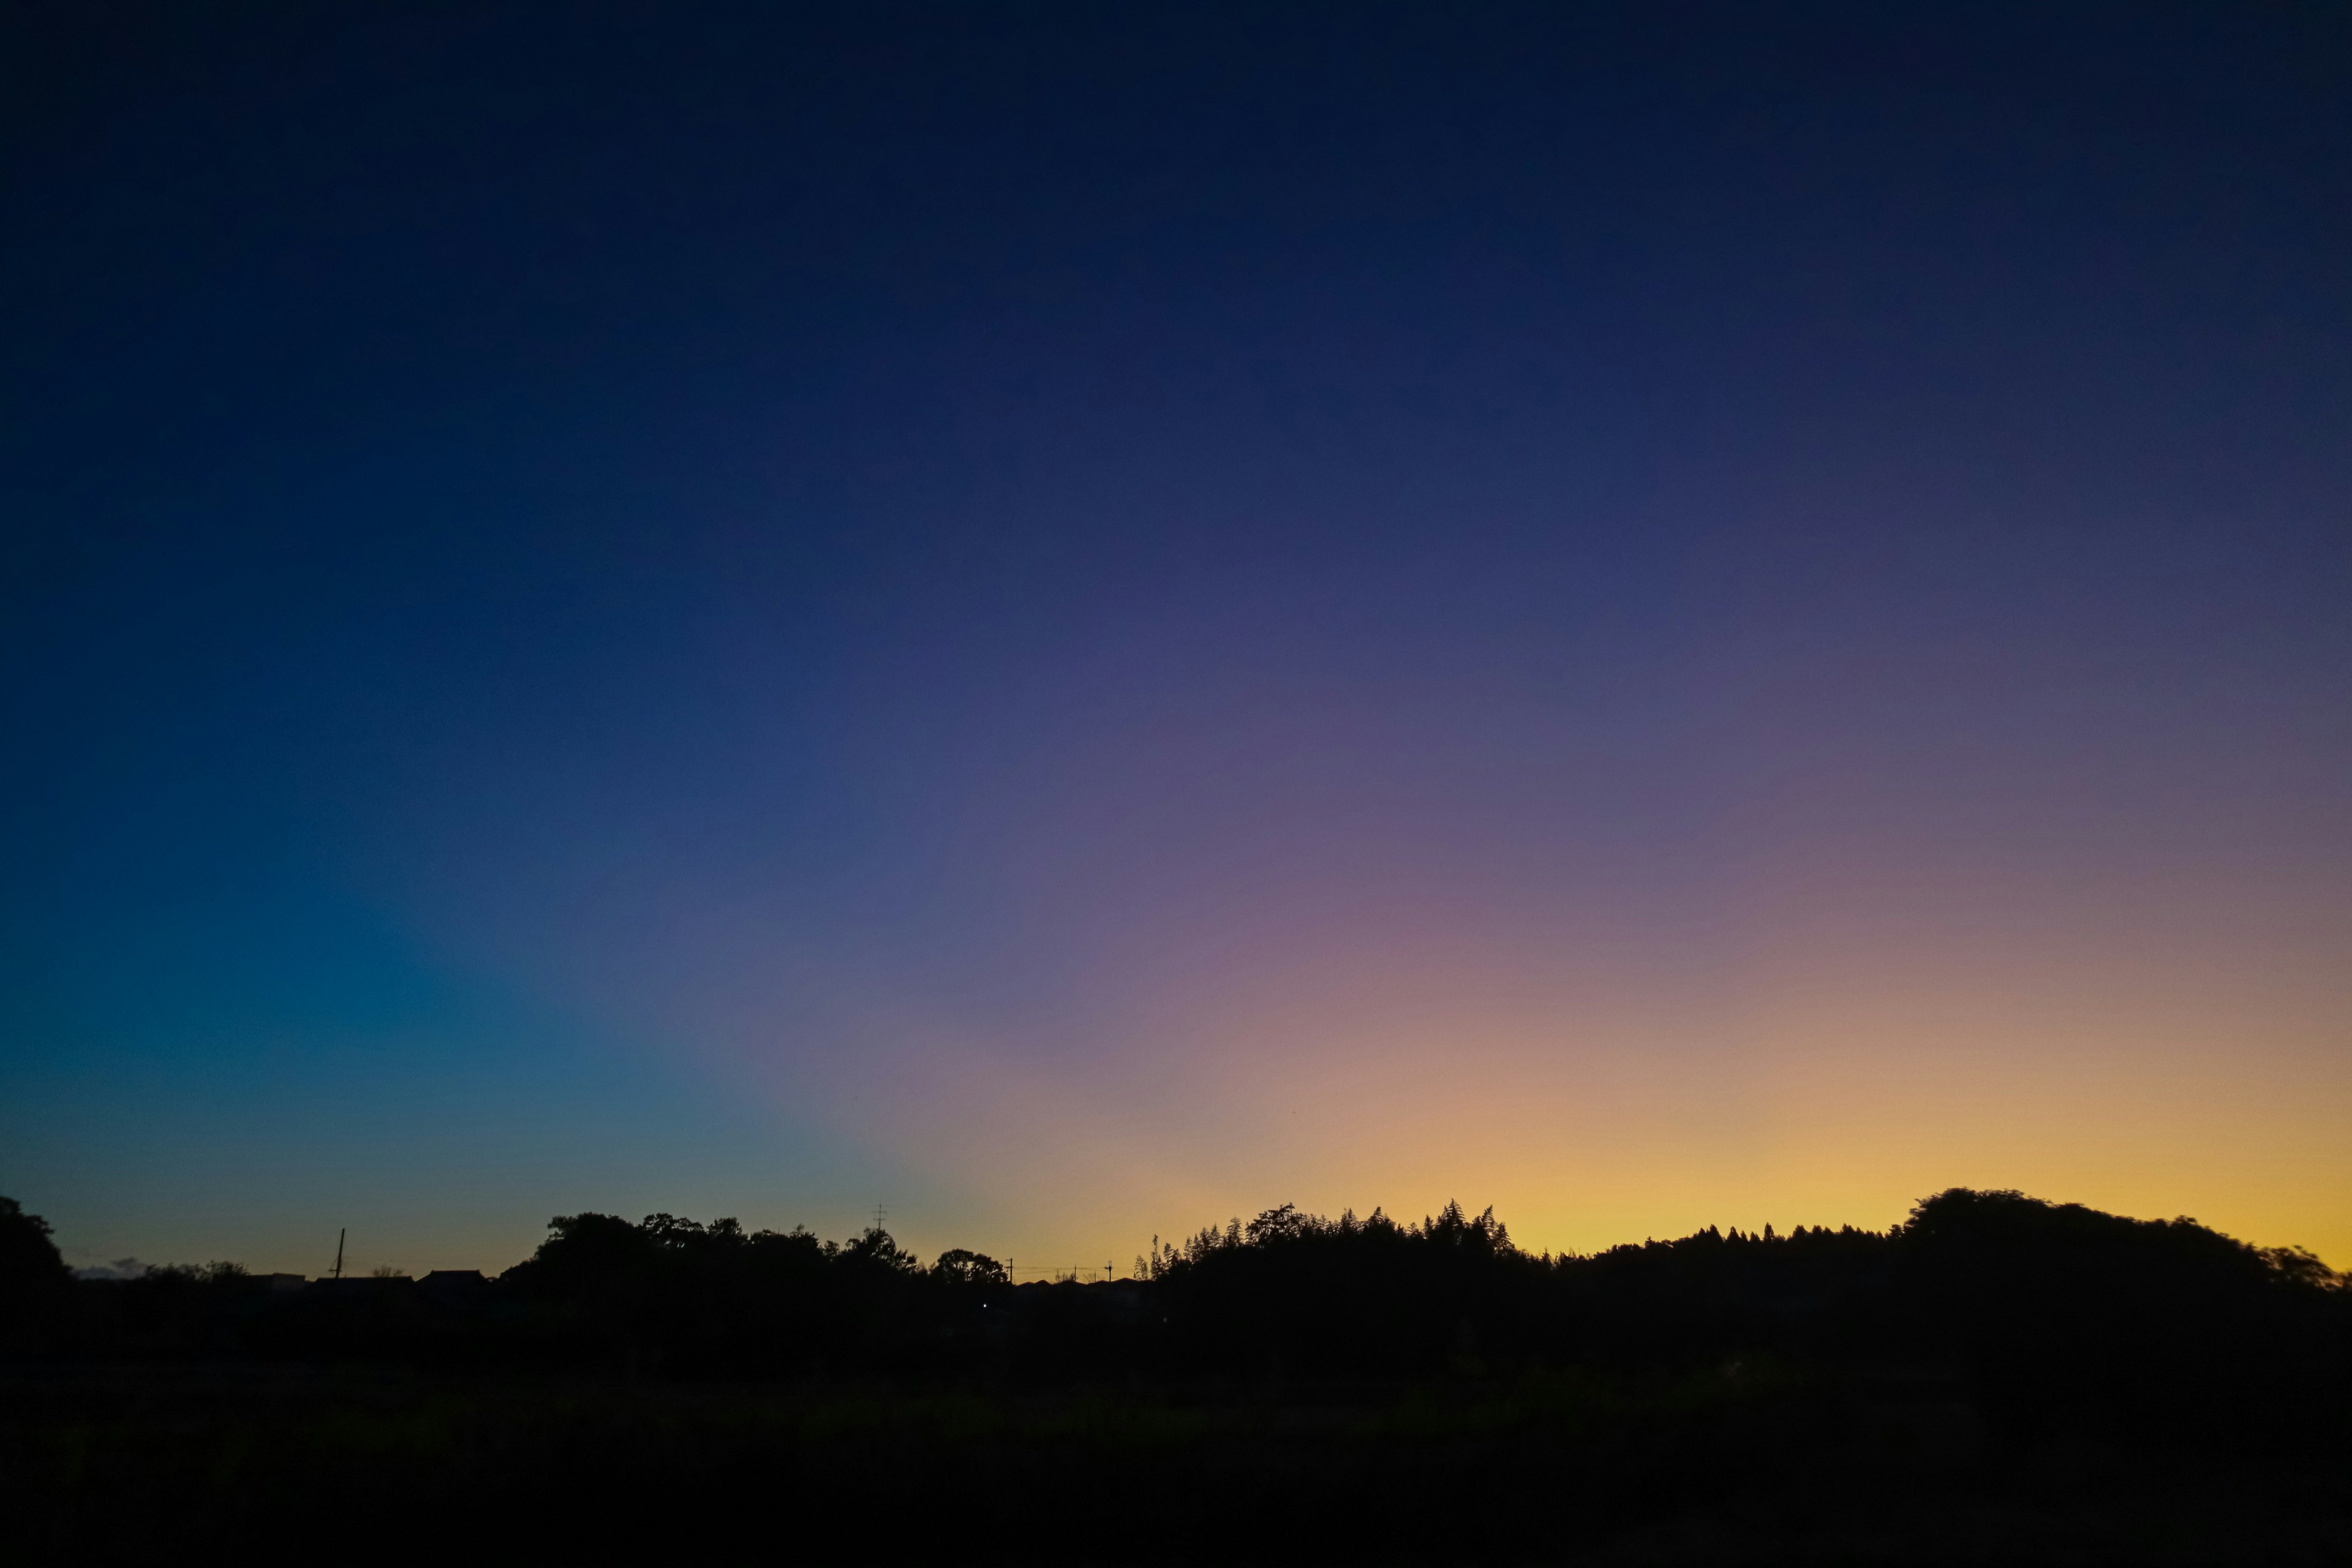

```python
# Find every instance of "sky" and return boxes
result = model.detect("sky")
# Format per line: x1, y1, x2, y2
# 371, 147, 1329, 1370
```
4, 3, 2349, 1278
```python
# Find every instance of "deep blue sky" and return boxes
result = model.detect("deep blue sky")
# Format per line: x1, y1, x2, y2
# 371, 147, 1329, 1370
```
6, 4, 2350, 1275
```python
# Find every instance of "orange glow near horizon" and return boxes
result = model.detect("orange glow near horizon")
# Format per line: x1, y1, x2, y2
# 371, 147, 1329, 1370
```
734, 846, 2352, 1274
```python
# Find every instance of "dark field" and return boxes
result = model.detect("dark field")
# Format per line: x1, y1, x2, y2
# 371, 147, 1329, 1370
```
10, 1364, 2348, 1562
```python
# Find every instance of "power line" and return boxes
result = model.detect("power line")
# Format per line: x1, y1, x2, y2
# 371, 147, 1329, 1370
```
1006, 1262, 1121, 1283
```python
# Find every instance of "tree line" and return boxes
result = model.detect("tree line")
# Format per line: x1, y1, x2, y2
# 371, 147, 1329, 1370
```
2, 1188, 2345, 1453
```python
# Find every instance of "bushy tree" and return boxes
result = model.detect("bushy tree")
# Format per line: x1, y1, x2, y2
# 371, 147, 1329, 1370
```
0, 1197, 70, 1342
932, 1248, 1011, 1287
1899, 1186, 2348, 1446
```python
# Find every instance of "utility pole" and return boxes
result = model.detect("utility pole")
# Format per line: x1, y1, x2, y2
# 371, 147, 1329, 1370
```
331, 1228, 345, 1281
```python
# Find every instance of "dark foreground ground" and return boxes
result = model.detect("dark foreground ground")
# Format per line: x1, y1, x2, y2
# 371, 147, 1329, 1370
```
9, 1363, 2348, 1564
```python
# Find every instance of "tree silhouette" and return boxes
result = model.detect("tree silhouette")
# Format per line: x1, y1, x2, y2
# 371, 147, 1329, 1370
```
15, 1186, 2345, 1450
0, 1197, 70, 1343
932, 1248, 1011, 1287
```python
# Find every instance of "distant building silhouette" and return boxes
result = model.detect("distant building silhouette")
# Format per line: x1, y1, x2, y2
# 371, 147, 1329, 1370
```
418, 1269, 491, 1308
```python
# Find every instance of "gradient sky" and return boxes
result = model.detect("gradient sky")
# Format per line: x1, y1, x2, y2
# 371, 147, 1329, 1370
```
6, 4, 2349, 1278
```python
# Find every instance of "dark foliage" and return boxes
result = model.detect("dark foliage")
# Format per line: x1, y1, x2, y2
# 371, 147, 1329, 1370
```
18, 1187, 2345, 1447
0, 1197, 70, 1345
7, 1189, 2348, 1560
494, 1213, 984, 1377
1899, 1186, 2351, 1450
